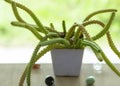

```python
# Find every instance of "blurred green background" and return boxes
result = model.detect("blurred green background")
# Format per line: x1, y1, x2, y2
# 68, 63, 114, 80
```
0, 0, 120, 47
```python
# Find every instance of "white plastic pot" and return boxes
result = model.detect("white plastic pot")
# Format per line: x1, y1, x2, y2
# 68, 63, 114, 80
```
51, 49, 84, 76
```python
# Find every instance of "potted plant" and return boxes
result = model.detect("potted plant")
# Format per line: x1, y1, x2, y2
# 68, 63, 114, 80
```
4, 0, 120, 86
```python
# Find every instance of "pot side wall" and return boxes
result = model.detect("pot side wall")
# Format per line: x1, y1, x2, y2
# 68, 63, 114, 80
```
51, 49, 84, 76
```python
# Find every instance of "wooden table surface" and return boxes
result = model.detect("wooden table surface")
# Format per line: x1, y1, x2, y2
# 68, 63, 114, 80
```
0, 64, 120, 86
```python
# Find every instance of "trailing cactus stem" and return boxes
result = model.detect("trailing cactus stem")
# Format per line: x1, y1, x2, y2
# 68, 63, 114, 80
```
46, 32, 60, 38
82, 40, 101, 51
19, 66, 28, 86
39, 38, 70, 47
4, 0, 12, 3
5, 0, 48, 34
92, 12, 115, 40
78, 25, 91, 40
82, 20, 104, 27
45, 26, 60, 34
101, 51, 120, 77
50, 23, 55, 30
92, 49, 103, 61
83, 19, 120, 59
65, 24, 78, 40
83, 9, 117, 21
107, 32, 120, 58
11, 1, 25, 23
26, 42, 41, 86
74, 26, 82, 43
62, 20, 67, 35
11, 21, 43, 41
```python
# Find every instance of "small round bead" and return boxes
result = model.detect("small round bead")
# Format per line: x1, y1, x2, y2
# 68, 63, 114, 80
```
86, 76, 95, 85
45, 75, 54, 86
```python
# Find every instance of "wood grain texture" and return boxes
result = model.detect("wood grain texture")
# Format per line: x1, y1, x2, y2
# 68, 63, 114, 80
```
0, 64, 120, 86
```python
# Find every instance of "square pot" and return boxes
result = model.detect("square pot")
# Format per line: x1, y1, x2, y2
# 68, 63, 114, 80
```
51, 49, 84, 76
